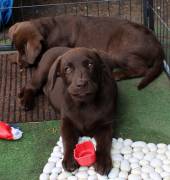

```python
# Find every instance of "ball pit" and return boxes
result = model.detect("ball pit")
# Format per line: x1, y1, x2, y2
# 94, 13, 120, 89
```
40, 137, 170, 180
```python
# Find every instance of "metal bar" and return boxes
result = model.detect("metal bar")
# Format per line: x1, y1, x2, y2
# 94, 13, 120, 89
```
75, 3, 78, 15
97, 2, 99, 16
141, 0, 143, 24
159, 0, 162, 43
166, 0, 170, 68
156, 0, 159, 41
107, 1, 110, 17
162, 0, 165, 47
148, 0, 154, 30
143, 0, 154, 30
129, 0, 132, 21
64, 4, 67, 15
86, 2, 89, 16
20, 0, 24, 21
143, 0, 148, 27
0, 0, 116, 10
118, 0, 121, 16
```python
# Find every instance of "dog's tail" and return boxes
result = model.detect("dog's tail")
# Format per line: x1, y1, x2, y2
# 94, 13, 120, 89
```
138, 55, 164, 90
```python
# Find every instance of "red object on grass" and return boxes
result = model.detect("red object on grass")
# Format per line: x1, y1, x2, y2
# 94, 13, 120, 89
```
74, 141, 96, 166
0, 121, 13, 140
0, 121, 23, 140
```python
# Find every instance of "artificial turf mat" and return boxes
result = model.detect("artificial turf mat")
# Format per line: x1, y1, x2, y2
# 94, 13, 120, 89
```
0, 73, 170, 180
0, 121, 60, 180
116, 72, 170, 144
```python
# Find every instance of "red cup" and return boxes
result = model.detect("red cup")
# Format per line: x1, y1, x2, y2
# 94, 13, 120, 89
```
74, 141, 96, 166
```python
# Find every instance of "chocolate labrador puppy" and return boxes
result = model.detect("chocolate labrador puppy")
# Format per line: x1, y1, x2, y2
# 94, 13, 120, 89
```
19, 46, 113, 110
9, 15, 164, 89
19, 47, 117, 175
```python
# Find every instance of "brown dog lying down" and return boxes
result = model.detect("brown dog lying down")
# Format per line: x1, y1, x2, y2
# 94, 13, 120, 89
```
19, 47, 117, 175
9, 16, 164, 90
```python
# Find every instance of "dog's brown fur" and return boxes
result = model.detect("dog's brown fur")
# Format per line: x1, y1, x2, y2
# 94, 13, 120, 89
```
9, 16, 164, 89
19, 47, 117, 175
18, 47, 71, 110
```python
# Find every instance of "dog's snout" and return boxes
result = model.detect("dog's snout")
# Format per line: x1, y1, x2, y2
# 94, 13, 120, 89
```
76, 79, 88, 88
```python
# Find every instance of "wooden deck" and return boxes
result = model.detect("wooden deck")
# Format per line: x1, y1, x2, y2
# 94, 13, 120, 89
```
0, 53, 57, 123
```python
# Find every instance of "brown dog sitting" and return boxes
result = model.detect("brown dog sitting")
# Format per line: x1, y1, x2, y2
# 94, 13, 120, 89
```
19, 47, 117, 175
9, 16, 164, 90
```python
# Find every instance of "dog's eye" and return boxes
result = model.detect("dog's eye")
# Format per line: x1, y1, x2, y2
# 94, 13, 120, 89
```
88, 62, 93, 69
65, 66, 72, 74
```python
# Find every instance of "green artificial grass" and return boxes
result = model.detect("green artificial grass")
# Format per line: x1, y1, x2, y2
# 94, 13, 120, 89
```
0, 73, 170, 180
116, 73, 170, 143
0, 121, 60, 180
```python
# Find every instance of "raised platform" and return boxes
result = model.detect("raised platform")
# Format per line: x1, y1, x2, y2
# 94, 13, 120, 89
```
0, 53, 57, 123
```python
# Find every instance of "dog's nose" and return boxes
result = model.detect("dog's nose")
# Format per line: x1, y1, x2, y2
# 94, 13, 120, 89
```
76, 79, 88, 88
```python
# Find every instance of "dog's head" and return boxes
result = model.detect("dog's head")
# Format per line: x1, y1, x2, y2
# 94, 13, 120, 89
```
8, 21, 43, 68
48, 48, 110, 103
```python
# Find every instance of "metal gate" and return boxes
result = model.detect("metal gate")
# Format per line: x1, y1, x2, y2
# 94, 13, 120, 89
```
0, 0, 169, 74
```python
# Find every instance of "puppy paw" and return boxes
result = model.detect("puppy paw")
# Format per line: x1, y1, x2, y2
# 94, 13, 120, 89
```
94, 153, 112, 175
18, 88, 34, 111
62, 157, 79, 172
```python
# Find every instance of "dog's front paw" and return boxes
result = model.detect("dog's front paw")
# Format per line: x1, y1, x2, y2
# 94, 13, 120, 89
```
94, 152, 112, 175
62, 157, 79, 172
18, 88, 34, 111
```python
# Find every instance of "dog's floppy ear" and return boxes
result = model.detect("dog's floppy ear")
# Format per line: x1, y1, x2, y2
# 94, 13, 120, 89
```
48, 56, 62, 91
8, 23, 20, 40
91, 48, 106, 70
91, 49, 112, 81
9, 22, 43, 65
25, 38, 42, 65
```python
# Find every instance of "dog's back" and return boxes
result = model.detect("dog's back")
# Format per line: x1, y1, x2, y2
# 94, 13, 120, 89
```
9, 15, 164, 89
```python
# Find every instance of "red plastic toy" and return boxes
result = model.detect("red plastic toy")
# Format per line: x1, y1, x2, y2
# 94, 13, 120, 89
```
0, 121, 23, 140
74, 141, 96, 166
